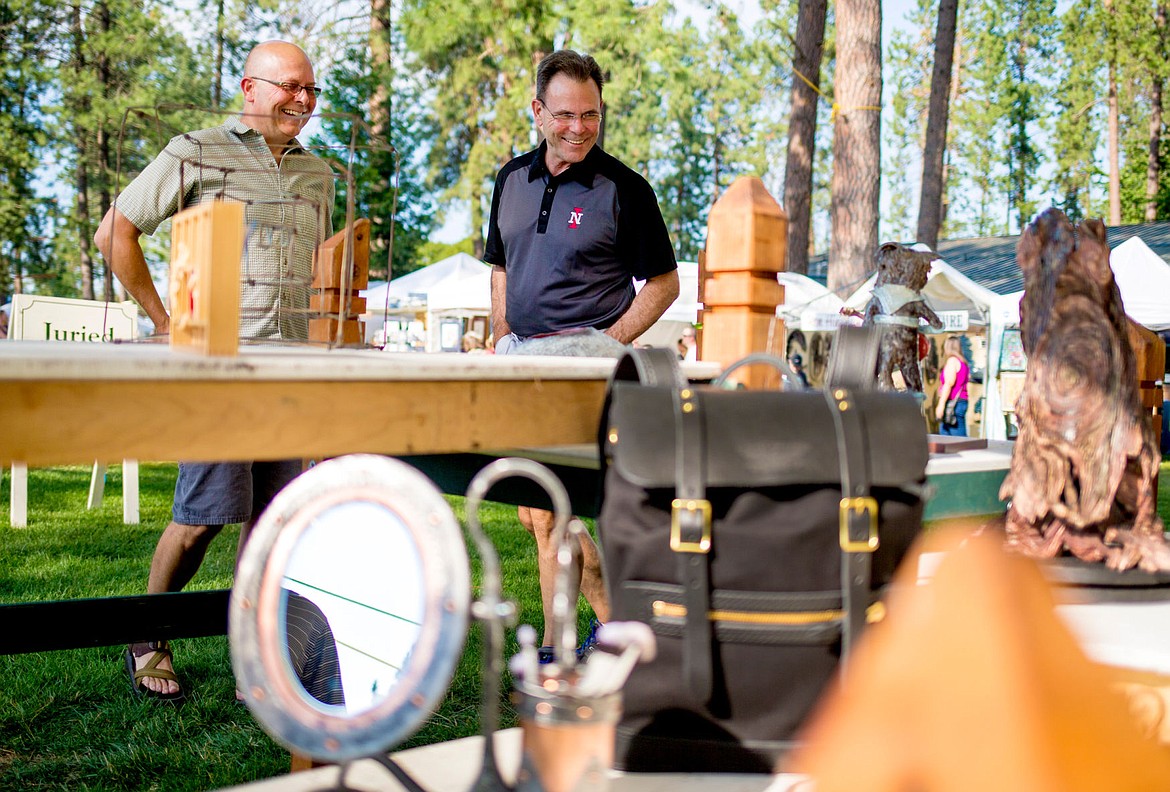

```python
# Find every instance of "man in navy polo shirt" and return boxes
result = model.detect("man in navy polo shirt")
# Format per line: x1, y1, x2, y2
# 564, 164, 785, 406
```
485, 49, 679, 662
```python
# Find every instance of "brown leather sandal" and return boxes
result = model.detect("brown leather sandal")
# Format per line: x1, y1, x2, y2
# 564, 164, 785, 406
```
124, 640, 186, 704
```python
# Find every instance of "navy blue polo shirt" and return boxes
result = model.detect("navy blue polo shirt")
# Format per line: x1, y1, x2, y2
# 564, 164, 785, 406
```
484, 142, 677, 338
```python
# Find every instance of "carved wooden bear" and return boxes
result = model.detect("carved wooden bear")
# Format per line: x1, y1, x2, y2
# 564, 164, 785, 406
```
1000, 209, 1170, 572
860, 242, 943, 391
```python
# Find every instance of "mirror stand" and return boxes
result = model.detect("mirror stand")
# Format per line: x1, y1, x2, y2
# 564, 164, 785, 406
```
232, 454, 622, 792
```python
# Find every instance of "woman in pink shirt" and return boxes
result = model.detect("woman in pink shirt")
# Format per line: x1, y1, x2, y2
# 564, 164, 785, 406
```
934, 335, 970, 436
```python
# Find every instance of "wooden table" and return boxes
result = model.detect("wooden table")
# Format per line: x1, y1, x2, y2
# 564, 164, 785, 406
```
0, 342, 720, 653
0, 343, 1013, 653
1, 342, 720, 466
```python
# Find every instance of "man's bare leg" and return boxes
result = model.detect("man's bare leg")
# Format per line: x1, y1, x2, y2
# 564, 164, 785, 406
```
519, 506, 609, 646
131, 521, 223, 695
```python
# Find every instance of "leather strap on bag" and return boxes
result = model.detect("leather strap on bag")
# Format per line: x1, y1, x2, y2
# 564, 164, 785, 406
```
824, 324, 882, 390
610, 347, 687, 389
822, 323, 882, 667
671, 381, 713, 702
824, 385, 875, 662
606, 348, 715, 699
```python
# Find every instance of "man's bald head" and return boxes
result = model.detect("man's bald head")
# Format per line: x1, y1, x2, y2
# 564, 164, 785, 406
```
243, 41, 312, 77
240, 41, 318, 154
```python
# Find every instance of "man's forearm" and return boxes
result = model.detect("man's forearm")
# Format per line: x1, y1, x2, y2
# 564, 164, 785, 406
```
95, 207, 169, 333
606, 270, 680, 345
490, 266, 510, 344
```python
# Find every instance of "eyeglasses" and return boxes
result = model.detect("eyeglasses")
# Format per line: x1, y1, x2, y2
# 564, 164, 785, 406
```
538, 100, 602, 126
248, 76, 323, 98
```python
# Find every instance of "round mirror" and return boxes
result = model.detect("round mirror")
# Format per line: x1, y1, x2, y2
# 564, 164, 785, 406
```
231, 454, 470, 763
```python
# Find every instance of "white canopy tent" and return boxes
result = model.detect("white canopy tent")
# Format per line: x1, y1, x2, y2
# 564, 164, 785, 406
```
1110, 236, 1170, 332
361, 253, 491, 347
983, 235, 1170, 439
776, 272, 847, 331
984, 290, 1026, 441
426, 269, 493, 352
635, 261, 702, 349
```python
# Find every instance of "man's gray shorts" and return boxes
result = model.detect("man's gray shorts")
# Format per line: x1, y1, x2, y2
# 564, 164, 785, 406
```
495, 327, 627, 358
172, 460, 302, 526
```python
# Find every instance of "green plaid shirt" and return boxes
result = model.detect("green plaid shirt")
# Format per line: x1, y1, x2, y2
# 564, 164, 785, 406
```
115, 117, 335, 341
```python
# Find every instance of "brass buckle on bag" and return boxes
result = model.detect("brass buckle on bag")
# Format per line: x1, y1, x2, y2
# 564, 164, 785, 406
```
839, 496, 879, 552
670, 498, 712, 553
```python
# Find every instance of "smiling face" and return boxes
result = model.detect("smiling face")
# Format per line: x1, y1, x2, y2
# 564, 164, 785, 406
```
534, 73, 602, 177
241, 42, 318, 153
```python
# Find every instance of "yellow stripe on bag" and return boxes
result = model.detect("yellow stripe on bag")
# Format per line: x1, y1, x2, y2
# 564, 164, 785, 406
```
652, 600, 843, 625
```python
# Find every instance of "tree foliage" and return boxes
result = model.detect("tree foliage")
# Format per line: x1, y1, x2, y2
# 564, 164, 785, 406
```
0, 0, 55, 300
17, 0, 1170, 305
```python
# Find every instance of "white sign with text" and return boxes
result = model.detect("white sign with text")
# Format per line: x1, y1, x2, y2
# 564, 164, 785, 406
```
9, 294, 138, 342
936, 310, 970, 332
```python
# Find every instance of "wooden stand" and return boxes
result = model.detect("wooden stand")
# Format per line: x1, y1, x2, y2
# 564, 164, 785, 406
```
310, 219, 370, 345
168, 201, 245, 357
699, 177, 787, 388
1127, 318, 1165, 449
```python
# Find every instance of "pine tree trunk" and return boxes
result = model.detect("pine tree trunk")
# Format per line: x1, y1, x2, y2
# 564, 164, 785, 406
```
1146, 79, 1163, 222
370, 0, 391, 141
1108, 68, 1122, 224
916, 0, 958, 250
783, 0, 827, 274
72, 2, 95, 301
369, 0, 392, 278
829, 0, 882, 295
1146, 3, 1167, 222
214, 0, 225, 108
98, 1, 115, 302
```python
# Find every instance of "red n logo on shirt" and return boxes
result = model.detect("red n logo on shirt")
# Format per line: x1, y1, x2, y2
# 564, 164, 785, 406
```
568, 208, 584, 228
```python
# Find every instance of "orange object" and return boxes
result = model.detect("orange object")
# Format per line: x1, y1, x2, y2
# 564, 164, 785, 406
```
789, 529, 1170, 790
309, 317, 364, 345
311, 218, 370, 290
312, 219, 370, 346
168, 200, 244, 357
1127, 318, 1165, 444
699, 177, 788, 388
703, 273, 784, 309
309, 291, 366, 314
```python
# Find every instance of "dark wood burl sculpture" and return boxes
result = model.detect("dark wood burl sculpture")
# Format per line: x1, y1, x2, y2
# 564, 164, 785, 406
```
1001, 208, 1170, 572
860, 242, 944, 391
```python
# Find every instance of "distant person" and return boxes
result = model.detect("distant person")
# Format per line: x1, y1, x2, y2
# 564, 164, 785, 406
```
96, 40, 334, 703
462, 331, 486, 353
935, 335, 970, 436
484, 49, 680, 661
678, 326, 697, 361
284, 589, 346, 708
788, 353, 809, 388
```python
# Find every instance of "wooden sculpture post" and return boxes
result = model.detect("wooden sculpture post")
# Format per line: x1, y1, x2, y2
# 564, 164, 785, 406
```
169, 200, 245, 356
310, 218, 370, 345
700, 177, 788, 388
1001, 209, 1169, 572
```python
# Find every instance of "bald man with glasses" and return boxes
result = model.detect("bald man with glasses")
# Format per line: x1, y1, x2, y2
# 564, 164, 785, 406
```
485, 49, 680, 662
95, 40, 334, 704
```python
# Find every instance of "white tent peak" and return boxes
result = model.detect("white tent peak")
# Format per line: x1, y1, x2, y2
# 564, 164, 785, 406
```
1110, 235, 1170, 332
362, 252, 490, 312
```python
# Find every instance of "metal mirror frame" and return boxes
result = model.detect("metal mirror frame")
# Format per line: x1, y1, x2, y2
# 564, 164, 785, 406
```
231, 454, 471, 763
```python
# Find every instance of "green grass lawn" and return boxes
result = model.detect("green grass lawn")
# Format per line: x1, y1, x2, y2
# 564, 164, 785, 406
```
0, 463, 568, 791
2, 461, 1169, 790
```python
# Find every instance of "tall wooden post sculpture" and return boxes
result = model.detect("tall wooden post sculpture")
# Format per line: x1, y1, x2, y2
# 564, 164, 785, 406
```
1001, 208, 1170, 573
169, 200, 245, 356
700, 177, 788, 388
310, 218, 370, 346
